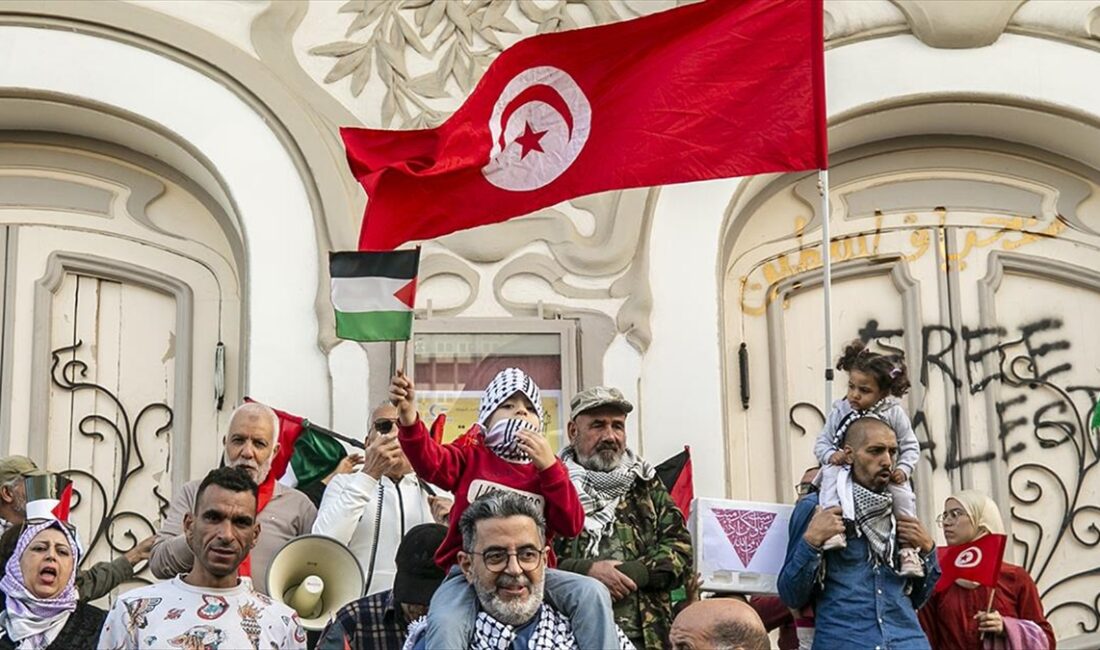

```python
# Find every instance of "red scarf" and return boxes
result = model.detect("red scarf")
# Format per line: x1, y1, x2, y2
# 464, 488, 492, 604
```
238, 473, 276, 578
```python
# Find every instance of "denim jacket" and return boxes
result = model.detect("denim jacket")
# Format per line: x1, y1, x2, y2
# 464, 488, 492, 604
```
778, 493, 941, 650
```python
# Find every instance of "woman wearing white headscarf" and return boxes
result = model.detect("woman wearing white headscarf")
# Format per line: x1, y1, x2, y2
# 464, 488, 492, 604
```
918, 490, 1055, 649
0, 520, 106, 649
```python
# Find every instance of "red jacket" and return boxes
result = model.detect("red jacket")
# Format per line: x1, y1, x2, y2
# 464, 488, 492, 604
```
398, 417, 585, 570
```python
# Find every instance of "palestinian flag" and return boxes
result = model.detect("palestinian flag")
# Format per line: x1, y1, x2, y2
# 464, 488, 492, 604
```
330, 249, 420, 342
245, 398, 356, 488
655, 445, 694, 522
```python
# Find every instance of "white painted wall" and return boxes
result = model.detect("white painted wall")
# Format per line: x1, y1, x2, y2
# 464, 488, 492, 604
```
0, 26, 330, 423
643, 178, 742, 499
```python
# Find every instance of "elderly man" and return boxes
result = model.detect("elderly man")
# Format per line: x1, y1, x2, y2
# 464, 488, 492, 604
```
1, 455, 153, 601
313, 402, 448, 595
778, 417, 940, 649
671, 599, 771, 650
151, 402, 317, 594
554, 386, 693, 649
405, 492, 632, 650
99, 466, 305, 649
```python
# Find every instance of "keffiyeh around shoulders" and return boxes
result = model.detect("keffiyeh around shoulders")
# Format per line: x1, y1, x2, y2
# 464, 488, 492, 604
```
560, 447, 654, 557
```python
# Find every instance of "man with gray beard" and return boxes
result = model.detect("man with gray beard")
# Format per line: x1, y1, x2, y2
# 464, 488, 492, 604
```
555, 386, 694, 649
404, 492, 632, 650
150, 402, 317, 595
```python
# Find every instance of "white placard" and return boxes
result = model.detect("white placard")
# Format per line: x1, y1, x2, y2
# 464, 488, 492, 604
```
690, 498, 794, 594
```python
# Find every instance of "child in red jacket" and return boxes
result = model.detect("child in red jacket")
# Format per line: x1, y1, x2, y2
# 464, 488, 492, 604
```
392, 367, 622, 649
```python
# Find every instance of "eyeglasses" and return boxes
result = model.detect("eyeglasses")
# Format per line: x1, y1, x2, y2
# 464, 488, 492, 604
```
466, 547, 546, 572
935, 508, 969, 526
373, 419, 399, 434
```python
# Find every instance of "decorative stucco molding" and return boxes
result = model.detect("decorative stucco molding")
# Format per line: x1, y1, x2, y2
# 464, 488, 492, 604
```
892, 0, 1026, 49
1009, 1, 1100, 44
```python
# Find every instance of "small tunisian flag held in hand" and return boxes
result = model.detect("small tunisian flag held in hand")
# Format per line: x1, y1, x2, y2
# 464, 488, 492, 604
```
343, 0, 827, 250
935, 533, 1008, 592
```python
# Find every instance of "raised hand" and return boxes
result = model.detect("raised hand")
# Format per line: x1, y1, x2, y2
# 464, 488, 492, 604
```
389, 371, 418, 426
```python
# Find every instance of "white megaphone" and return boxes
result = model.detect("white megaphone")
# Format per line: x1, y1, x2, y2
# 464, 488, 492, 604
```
265, 535, 365, 630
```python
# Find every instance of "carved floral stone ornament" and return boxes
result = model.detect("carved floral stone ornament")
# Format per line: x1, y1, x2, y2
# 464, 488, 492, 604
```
309, 0, 666, 129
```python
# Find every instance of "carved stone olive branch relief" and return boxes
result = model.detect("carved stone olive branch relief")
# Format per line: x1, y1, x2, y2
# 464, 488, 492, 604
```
309, 0, 667, 128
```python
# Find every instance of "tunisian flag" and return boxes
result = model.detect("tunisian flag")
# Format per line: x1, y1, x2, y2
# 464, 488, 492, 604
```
342, 0, 826, 250
934, 533, 1008, 592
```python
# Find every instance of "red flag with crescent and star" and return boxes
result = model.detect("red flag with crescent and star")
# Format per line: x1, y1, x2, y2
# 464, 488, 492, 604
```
341, 0, 827, 250
934, 533, 1008, 592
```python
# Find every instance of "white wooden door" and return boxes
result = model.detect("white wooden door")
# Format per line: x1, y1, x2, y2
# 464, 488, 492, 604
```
725, 169, 1100, 638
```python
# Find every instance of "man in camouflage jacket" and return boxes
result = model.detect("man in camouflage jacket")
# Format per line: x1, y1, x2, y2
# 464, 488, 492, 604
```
554, 387, 693, 649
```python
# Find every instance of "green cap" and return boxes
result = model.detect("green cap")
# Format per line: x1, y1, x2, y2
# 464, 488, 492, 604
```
569, 386, 634, 421
0, 455, 48, 485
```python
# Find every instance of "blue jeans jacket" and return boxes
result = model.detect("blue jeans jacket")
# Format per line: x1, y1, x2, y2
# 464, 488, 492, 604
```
778, 493, 941, 650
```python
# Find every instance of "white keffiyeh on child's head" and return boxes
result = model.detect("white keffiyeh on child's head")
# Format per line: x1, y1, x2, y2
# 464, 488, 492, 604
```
477, 368, 545, 426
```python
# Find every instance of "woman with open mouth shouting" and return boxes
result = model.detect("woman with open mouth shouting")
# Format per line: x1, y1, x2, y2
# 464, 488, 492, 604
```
0, 519, 106, 649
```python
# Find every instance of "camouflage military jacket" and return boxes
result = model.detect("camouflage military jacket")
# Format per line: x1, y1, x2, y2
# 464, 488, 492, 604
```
555, 475, 693, 649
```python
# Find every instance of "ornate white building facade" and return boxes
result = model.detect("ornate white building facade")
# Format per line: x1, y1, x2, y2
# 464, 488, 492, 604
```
1, 0, 1099, 643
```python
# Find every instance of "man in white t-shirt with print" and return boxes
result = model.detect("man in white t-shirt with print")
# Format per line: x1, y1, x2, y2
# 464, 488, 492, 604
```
98, 466, 305, 650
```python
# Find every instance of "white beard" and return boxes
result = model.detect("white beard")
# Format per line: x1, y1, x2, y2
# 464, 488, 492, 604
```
475, 575, 544, 627
224, 451, 273, 484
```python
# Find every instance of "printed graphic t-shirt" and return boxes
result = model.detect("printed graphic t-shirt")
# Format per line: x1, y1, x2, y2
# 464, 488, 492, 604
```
98, 576, 306, 650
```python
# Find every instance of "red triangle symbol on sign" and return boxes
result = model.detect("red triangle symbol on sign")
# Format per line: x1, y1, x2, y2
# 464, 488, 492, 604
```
712, 508, 777, 567
393, 278, 417, 309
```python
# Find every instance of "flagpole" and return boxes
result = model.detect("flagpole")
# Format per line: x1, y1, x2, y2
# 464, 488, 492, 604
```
819, 169, 833, 409
979, 587, 997, 641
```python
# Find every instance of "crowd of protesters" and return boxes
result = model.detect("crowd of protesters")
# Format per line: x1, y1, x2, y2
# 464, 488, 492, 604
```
0, 345, 1056, 649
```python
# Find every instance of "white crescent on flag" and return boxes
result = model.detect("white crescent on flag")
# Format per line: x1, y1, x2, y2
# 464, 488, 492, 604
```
482, 66, 591, 191
955, 546, 983, 569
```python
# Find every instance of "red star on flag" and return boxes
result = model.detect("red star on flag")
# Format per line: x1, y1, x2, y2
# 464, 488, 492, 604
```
514, 121, 546, 159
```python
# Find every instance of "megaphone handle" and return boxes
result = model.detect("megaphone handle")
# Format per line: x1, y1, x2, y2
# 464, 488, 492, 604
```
363, 481, 385, 595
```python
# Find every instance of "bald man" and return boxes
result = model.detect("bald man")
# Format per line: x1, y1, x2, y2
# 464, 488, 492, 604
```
671, 598, 770, 650
150, 402, 317, 594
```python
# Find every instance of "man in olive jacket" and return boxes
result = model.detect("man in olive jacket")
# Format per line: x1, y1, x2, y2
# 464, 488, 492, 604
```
554, 387, 693, 650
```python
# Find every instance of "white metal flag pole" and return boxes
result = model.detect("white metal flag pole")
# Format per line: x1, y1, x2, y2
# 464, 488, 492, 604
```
819, 169, 833, 410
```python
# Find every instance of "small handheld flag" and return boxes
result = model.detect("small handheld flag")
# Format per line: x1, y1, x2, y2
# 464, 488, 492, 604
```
935, 533, 1007, 592
24, 473, 74, 523
330, 249, 420, 342
655, 446, 694, 522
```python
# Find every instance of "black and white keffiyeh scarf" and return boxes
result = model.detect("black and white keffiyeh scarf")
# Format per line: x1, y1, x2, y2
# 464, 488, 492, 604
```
484, 418, 539, 464
403, 606, 634, 650
477, 368, 545, 426
561, 446, 654, 557
852, 482, 895, 566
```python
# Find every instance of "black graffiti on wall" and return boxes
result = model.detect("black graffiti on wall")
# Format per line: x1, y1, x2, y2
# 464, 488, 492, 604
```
853, 317, 1099, 472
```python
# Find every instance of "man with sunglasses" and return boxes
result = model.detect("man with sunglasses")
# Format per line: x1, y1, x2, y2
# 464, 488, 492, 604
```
313, 402, 449, 595
405, 492, 632, 650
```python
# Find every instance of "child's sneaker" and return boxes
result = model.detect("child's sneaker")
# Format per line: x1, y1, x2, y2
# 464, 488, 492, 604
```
822, 532, 846, 550
898, 547, 925, 577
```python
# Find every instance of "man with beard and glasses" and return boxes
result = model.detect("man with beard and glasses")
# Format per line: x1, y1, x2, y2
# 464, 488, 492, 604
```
404, 492, 633, 650
554, 386, 693, 649
100, 467, 305, 649
151, 402, 317, 595
778, 416, 940, 649
313, 401, 449, 595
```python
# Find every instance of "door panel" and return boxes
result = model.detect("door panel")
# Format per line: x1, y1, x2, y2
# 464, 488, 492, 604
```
727, 196, 1100, 638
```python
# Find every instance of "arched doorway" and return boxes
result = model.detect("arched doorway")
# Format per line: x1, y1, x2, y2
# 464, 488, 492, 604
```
722, 134, 1100, 638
